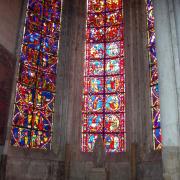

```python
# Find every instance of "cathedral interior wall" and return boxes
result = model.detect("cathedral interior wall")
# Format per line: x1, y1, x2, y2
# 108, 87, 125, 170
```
1, 0, 180, 179
0, 0, 23, 54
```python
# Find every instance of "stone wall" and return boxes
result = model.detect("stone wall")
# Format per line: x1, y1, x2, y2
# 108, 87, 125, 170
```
70, 161, 130, 180
154, 0, 180, 179
137, 151, 163, 180
5, 156, 65, 180
1, 0, 166, 179
0, 45, 16, 145
0, 0, 23, 54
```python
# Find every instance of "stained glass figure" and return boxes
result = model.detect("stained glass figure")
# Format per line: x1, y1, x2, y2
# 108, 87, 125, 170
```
82, 0, 126, 152
11, 0, 62, 150
146, 0, 162, 150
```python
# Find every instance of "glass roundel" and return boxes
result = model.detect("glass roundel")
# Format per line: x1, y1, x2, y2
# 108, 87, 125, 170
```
146, 0, 162, 150
11, 0, 62, 150
81, 0, 126, 152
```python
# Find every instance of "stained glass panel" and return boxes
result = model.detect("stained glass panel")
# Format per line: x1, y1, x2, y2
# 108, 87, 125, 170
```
11, 0, 62, 150
82, 0, 126, 152
87, 60, 104, 76
146, 0, 162, 150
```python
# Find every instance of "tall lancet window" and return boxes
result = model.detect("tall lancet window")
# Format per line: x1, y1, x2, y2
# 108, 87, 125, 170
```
146, 0, 162, 150
82, 0, 126, 152
11, 0, 62, 150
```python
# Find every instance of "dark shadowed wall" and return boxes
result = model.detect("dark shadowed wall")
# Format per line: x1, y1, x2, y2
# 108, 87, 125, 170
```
0, 0, 23, 54
0, 45, 16, 145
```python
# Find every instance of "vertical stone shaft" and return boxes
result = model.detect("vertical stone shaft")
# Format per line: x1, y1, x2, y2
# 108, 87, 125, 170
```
130, 143, 137, 180
0, 155, 7, 180
65, 144, 71, 180
153, 0, 180, 179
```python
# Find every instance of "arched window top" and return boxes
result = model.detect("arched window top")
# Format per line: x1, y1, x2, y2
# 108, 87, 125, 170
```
11, 0, 62, 150
81, 0, 126, 153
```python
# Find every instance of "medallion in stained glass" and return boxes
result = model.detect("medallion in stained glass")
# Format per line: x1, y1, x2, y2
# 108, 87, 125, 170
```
11, 0, 62, 149
82, 0, 126, 152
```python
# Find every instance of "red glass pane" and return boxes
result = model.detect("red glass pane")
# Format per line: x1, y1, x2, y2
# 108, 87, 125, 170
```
31, 130, 51, 149
150, 64, 159, 85
105, 75, 125, 93
106, 11, 123, 26
23, 32, 41, 50
104, 133, 126, 152
35, 90, 55, 112
87, 43, 105, 59
152, 106, 160, 129
26, 10, 42, 28
105, 94, 125, 112
43, 1, 61, 23
39, 53, 58, 74
15, 83, 35, 107
83, 95, 103, 113
81, 134, 100, 152
82, 114, 103, 133
42, 21, 60, 37
37, 72, 56, 92
13, 105, 33, 129
11, 0, 62, 149
11, 127, 31, 148
150, 85, 160, 107
88, 0, 105, 13
42, 37, 59, 54
87, 27, 105, 42
85, 60, 104, 76
146, 0, 161, 150
84, 77, 104, 94
106, 42, 120, 58
82, 0, 125, 152
87, 13, 105, 27
153, 128, 162, 150
106, 26, 123, 42
104, 113, 125, 133
28, 0, 44, 15
32, 110, 53, 131
105, 58, 124, 75
106, 0, 122, 11
19, 66, 37, 87
21, 45, 39, 69
148, 29, 155, 46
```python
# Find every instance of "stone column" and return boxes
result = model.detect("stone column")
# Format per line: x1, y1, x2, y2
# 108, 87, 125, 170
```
153, 0, 180, 179
173, 0, 180, 116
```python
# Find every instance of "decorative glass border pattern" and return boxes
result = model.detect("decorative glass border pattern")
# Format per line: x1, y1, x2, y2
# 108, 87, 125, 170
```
81, 0, 126, 152
11, 0, 62, 150
146, 0, 162, 150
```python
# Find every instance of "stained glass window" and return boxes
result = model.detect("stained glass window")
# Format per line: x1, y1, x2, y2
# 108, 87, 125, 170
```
11, 0, 62, 149
146, 0, 162, 150
81, 0, 126, 152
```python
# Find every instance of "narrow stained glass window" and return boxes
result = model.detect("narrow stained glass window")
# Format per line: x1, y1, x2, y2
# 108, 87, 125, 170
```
146, 0, 162, 150
11, 0, 62, 149
81, 0, 126, 152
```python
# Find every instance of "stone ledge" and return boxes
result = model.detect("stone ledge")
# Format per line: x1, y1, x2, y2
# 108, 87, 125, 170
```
87, 168, 107, 180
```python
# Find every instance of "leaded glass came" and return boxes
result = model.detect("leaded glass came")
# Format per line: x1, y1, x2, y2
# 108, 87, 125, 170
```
11, 0, 62, 149
146, 0, 162, 150
81, 0, 126, 152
